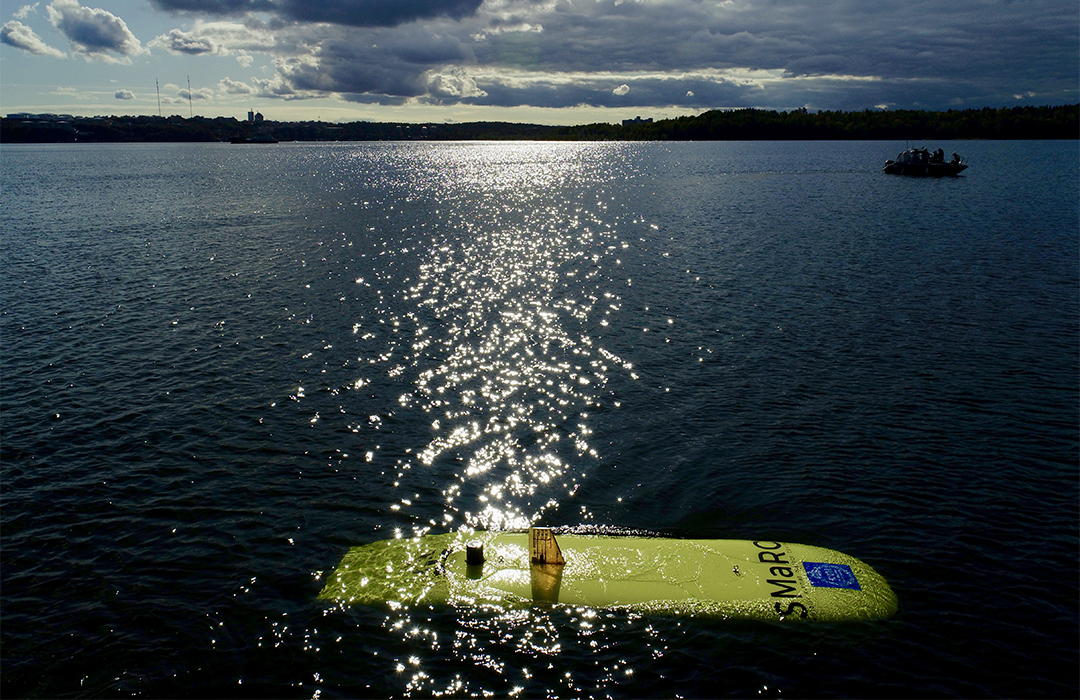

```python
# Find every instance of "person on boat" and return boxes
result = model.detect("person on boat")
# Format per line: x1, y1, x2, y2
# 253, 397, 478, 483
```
950, 152, 961, 164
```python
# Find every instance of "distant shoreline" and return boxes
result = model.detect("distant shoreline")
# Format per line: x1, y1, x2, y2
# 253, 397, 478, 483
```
2, 104, 1076, 144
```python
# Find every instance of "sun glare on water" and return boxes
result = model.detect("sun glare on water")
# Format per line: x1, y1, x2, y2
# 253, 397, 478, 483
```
375, 144, 640, 533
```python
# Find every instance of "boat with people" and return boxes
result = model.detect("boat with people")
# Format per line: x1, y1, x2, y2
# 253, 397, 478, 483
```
883, 147, 967, 176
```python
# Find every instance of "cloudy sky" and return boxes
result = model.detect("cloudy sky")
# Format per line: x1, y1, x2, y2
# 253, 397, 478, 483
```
1, 0, 1077, 124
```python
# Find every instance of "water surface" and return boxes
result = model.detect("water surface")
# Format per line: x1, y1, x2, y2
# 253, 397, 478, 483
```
2, 140, 1077, 697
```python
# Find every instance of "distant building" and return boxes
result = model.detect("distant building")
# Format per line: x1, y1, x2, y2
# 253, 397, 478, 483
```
247, 110, 254, 122
622, 116, 652, 126
6, 113, 74, 122
254, 112, 264, 122
4, 113, 75, 131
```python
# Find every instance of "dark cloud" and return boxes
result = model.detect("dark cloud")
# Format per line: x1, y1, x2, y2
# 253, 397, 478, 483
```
153, 0, 1077, 112
279, 0, 484, 27
284, 48, 429, 98
782, 54, 855, 78
151, 0, 484, 27
262, 25, 469, 99
381, 29, 469, 64
150, 0, 273, 14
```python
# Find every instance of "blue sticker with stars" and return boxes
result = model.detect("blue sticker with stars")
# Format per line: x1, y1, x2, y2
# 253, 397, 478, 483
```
803, 562, 861, 590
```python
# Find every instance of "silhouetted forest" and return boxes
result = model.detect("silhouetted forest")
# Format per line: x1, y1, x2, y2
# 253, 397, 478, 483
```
2, 104, 1076, 143
609, 104, 1079, 140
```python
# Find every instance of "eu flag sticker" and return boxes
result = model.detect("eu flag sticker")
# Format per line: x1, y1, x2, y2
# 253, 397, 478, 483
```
803, 562, 861, 590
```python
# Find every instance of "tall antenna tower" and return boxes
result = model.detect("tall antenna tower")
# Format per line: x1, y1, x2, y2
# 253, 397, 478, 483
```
187, 75, 193, 118
156, 78, 161, 117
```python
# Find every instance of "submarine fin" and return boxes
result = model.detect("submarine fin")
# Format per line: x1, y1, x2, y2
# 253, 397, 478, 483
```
529, 527, 565, 565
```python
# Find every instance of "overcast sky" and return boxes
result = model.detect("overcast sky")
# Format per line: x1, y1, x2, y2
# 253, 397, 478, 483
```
2, 0, 1077, 124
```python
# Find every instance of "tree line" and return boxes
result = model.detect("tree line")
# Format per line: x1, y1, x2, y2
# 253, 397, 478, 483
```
609, 104, 1078, 140
2, 104, 1075, 143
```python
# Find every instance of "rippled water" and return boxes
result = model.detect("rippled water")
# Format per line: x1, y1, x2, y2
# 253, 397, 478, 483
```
2, 140, 1077, 698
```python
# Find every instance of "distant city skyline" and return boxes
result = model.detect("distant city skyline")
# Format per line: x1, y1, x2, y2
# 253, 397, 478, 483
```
2, 0, 1077, 125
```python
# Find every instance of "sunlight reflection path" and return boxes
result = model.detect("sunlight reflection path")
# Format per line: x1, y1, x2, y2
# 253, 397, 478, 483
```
384, 144, 639, 532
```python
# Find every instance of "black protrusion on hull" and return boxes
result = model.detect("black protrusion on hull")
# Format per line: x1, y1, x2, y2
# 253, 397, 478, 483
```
466, 541, 485, 565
